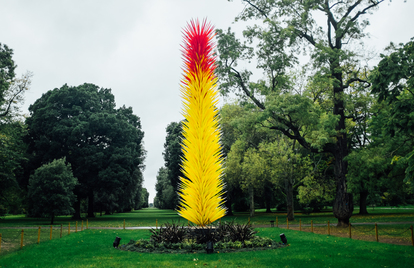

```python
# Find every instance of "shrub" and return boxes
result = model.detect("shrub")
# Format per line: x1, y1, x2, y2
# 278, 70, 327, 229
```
150, 221, 187, 243
123, 221, 285, 254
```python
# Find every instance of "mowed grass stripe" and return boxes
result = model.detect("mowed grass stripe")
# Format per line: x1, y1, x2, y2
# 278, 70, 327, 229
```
1, 207, 413, 228
0, 228, 413, 267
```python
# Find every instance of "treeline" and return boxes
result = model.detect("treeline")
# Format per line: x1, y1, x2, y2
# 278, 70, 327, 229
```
0, 43, 148, 223
155, 0, 414, 227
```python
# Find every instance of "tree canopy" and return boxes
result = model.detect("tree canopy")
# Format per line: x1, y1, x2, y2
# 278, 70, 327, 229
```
0, 43, 16, 109
26, 83, 146, 218
370, 38, 414, 191
216, 0, 388, 226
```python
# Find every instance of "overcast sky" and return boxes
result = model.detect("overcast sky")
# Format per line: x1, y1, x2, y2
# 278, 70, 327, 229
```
1, 0, 413, 203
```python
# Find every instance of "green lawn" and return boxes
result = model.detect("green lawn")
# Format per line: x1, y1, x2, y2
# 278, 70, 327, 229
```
1, 206, 413, 228
0, 227, 413, 267
1, 206, 413, 255
0, 208, 183, 228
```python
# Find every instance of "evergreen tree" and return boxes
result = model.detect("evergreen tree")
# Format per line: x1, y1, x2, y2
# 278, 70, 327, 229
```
28, 158, 77, 224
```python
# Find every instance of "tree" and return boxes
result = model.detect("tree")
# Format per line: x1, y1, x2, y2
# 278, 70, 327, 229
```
141, 188, 149, 208
370, 39, 414, 190
0, 121, 27, 214
0, 43, 16, 108
216, 0, 387, 226
154, 121, 184, 209
0, 43, 31, 214
25, 83, 146, 218
0, 72, 32, 121
27, 158, 77, 224
154, 167, 176, 209
226, 139, 261, 217
262, 139, 313, 220
220, 104, 251, 215
297, 153, 336, 212
221, 103, 276, 217
162, 121, 184, 207
347, 147, 388, 214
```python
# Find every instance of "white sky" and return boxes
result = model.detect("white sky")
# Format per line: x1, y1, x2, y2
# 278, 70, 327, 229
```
1, 0, 413, 203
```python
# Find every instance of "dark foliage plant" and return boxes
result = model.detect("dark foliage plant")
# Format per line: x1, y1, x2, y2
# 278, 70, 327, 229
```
122, 221, 283, 254
150, 221, 257, 244
121, 236, 284, 254
150, 221, 187, 244
225, 221, 257, 242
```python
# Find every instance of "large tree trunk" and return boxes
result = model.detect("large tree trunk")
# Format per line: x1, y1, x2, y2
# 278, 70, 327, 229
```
249, 186, 254, 217
73, 199, 82, 220
332, 66, 354, 227
332, 144, 353, 227
50, 212, 55, 225
88, 191, 95, 218
285, 177, 294, 221
359, 191, 369, 215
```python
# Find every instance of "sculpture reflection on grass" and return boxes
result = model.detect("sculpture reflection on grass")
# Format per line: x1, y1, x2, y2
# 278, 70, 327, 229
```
177, 19, 226, 226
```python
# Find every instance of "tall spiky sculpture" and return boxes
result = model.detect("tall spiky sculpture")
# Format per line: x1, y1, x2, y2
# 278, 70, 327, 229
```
178, 19, 226, 226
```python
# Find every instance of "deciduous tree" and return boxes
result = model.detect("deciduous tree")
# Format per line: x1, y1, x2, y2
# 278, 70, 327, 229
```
370, 39, 414, 190
217, 0, 387, 226
0, 43, 16, 109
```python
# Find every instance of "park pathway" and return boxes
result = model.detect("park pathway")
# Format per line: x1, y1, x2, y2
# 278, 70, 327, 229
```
1, 221, 414, 230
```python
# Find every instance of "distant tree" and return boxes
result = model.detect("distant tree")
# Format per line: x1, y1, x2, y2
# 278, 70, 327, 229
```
154, 121, 184, 209
221, 103, 279, 217
219, 104, 250, 215
28, 158, 77, 224
297, 153, 335, 212
154, 167, 175, 209
132, 170, 145, 210
141, 188, 149, 208
26, 83, 145, 218
163, 122, 184, 191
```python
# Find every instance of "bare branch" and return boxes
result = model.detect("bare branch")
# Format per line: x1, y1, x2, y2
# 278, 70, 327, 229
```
294, 29, 316, 47
343, 77, 370, 89
339, 0, 362, 25
330, 1, 345, 9
242, 0, 269, 19
350, 0, 385, 23
230, 67, 266, 110
338, 0, 385, 41
0, 72, 32, 118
